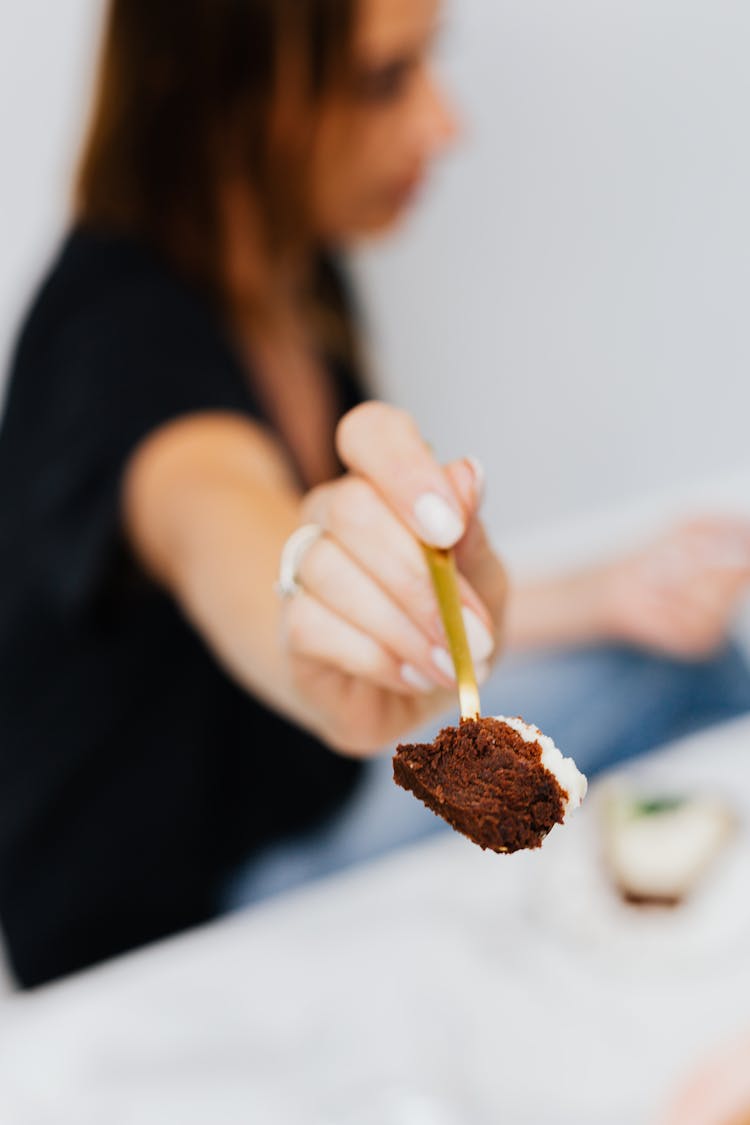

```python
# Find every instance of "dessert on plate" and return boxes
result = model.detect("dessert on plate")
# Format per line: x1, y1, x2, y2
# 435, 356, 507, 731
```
393, 715, 587, 853
601, 792, 735, 905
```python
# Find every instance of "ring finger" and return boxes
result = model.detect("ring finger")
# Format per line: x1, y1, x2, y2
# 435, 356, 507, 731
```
302, 478, 496, 666
284, 590, 433, 696
297, 533, 454, 691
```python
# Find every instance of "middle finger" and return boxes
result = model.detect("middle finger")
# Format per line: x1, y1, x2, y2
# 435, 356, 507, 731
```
303, 476, 496, 666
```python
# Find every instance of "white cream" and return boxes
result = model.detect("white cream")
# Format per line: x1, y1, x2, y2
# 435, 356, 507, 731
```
493, 715, 587, 818
603, 794, 734, 900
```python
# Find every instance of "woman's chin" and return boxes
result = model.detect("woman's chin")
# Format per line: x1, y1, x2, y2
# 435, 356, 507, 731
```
318, 185, 425, 244
347, 196, 422, 242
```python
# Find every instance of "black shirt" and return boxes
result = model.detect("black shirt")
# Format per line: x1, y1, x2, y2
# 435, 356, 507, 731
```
0, 227, 364, 988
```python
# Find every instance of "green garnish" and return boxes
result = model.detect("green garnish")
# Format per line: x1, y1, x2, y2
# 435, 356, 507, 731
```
631, 796, 686, 818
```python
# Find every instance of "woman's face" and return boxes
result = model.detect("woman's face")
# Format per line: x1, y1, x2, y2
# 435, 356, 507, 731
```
309, 0, 459, 240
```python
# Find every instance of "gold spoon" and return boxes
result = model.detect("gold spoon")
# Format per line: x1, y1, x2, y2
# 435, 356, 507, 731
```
423, 545, 481, 720
422, 546, 507, 849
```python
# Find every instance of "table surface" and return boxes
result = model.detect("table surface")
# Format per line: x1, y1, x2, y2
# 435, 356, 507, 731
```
2, 717, 750, 1125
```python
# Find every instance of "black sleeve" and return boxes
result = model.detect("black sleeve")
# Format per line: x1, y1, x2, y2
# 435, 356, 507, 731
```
20, 270, 258, 616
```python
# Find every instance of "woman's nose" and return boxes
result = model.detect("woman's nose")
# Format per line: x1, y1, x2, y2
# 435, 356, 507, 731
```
415, 66, 462, 155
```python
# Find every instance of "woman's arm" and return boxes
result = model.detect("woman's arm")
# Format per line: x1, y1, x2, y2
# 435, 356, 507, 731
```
123, 410, 310, 719
123, 403, 507, 754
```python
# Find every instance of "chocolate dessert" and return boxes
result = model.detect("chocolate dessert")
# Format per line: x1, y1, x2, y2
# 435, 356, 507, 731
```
393, 715, 586, 853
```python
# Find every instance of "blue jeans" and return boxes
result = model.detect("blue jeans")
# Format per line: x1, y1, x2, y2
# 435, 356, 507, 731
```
221, 642, 750, 910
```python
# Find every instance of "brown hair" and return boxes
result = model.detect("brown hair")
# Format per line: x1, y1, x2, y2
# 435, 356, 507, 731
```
75, 0, 357, 310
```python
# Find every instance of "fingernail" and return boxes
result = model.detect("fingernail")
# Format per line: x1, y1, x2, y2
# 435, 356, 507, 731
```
401, 663, 437, 694
475, 660, 492, 685
431, 646, 456, 681
414, 493, 465, 548
465, 457, 485, 503
462, 608, 495, 662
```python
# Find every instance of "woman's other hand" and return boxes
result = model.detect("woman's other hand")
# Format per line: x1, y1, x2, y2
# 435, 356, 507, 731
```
593, 518, 750, 658
282, 402, 507, 753
506, 517, 750, 660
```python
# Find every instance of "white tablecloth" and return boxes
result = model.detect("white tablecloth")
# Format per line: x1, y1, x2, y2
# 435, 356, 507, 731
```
1, 716, 750, 1125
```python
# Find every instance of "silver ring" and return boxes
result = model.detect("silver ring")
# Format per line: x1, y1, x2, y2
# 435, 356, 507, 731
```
275, 523, 325, 599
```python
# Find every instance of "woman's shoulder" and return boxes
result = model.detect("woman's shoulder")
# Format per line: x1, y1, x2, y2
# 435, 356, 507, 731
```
20, 224, 213, 348
6, 223, 242, 405
2, 224, 253, 463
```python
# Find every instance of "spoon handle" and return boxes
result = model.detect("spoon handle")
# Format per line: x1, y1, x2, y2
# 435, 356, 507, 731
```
423, 545, 480, 720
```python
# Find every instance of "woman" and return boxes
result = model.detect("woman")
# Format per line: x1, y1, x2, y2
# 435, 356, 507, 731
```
0, 0, 506, 989
2, 0, 750, 990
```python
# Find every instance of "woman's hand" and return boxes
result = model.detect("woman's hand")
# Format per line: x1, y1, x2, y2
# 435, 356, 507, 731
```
124, 403, 505, 757
592, 518, 750, 658
281, 402, 507, 753
506, 517, 750, 660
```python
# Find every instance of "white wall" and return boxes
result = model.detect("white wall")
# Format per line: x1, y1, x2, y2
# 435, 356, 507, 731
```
354, 0, 750, 548
3, 0, 750, 557
0, 0, 102, 377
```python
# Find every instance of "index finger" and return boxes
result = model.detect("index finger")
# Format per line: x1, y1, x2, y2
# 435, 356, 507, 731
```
336, 402, 472, 549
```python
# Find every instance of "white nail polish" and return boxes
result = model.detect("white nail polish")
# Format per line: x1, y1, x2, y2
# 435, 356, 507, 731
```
414, 493, 465, 548
462, 608, 495, 663
465, 457, 485, 502
431, 646, 457, 681
475, 660, 492, 686
401, 663, 436, 694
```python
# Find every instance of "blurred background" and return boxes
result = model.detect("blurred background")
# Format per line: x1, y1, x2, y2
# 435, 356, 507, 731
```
4, 0, 750, 571
3, 2, 750, 1123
